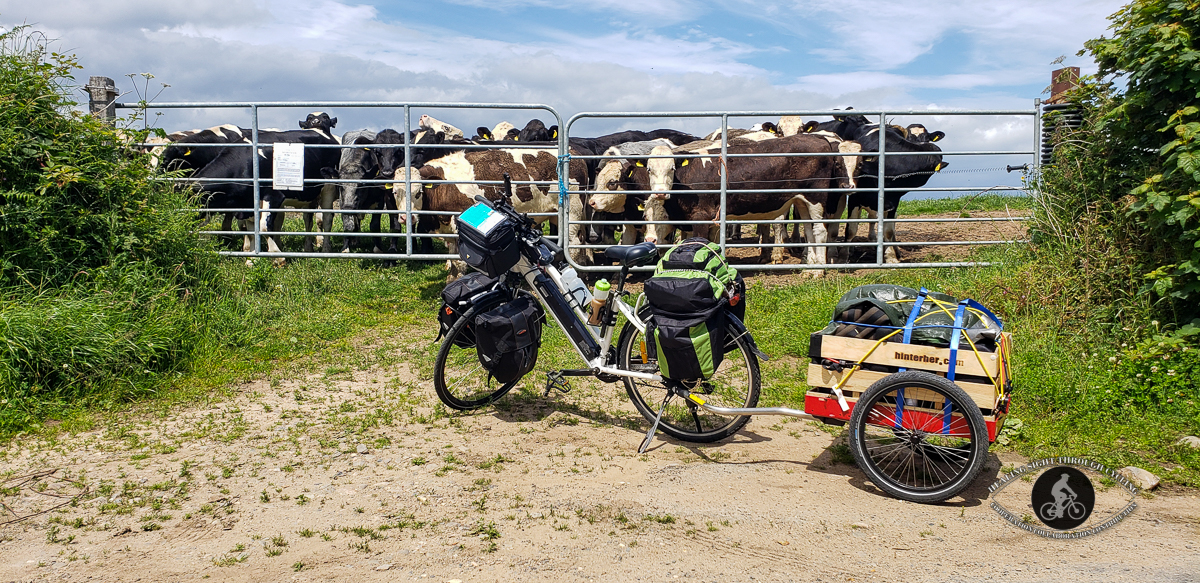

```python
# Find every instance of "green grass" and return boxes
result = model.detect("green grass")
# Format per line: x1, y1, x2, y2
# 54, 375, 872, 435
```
897, 193, 1031, 216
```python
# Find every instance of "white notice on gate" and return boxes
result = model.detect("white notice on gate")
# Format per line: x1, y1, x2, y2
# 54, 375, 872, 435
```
272, 142, 305, 191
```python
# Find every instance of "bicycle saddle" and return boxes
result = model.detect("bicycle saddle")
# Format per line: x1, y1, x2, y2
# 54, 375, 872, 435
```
604, 241, 658, 267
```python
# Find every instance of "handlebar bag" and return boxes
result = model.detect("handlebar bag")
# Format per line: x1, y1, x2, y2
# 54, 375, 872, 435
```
474, 295, 543, 384
456, 203, 521, 278
438, 272, 498, 347
646, 304, 725, 381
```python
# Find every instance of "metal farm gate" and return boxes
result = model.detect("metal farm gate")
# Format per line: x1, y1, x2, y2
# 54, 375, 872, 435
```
115, 98, 1041, 269
562, 106, 1040, 272
118, 101, 569, 262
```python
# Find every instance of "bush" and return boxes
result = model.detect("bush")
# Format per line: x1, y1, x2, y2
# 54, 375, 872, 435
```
1034, 1, 1200, 329
0, 26, 218, 432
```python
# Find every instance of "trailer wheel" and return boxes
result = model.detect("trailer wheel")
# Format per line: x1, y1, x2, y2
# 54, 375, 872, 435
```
848, 371, 988, 503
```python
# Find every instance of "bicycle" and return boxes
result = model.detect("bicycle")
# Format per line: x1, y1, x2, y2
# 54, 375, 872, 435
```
433, 176, 768, 450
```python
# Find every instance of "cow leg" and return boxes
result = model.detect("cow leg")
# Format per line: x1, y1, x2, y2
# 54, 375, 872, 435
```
827, 195, 848, 264
369, 208, 383, 254
240, 216, 255, 254
302, 207, 315, 254
262, 203, 287, 267
567, 190, 591, 266
220, 212, 236, 248
317, 184, 336, 253
884, 209, 900, 264
797, 198, 828, 267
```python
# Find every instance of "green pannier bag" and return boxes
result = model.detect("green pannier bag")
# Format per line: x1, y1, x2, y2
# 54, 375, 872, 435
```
643, 238, 741, 380
646, 305, 725, 381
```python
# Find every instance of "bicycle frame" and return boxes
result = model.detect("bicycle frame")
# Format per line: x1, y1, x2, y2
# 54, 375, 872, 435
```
511, 255, 661, 382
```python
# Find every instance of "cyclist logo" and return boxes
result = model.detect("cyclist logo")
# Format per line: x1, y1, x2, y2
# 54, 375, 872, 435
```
1031, 466, 1094, 530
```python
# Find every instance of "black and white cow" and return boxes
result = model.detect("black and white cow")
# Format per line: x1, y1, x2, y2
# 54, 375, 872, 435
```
327, 130, 400, 257
190, 121, 342, 263
841, 127, 947, 263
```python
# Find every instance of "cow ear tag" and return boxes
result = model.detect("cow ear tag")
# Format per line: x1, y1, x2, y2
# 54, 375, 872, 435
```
935, 163, 943, 171
638, 204, 645, 211
931, 134, 942, 142
551, 130, 557, 138
681, 159, 689, 166
184, 149, 191, 156
635, 161, 643, 167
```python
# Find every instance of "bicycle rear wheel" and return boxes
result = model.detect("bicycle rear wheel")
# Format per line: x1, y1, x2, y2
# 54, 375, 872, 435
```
616, 312, 760, 443
847, 371, 988, 503
433, 293, 521, 410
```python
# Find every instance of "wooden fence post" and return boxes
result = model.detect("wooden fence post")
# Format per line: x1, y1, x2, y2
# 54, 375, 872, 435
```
86, 76, 118, 122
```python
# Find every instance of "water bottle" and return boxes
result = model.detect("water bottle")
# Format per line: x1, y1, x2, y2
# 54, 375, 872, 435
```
588, 279, 611, 326
559, 267, 592, 310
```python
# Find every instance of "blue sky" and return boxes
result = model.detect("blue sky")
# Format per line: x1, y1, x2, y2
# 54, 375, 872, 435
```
1, 0, 1127, 194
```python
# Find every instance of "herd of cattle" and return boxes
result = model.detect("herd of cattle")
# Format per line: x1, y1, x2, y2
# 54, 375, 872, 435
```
148, 110, 948, 272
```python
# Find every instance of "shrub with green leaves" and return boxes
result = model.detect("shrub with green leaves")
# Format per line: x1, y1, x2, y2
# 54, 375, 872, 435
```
0, 25, 210, 289
0, 25, 218, 432
1036, 1, 1200, 327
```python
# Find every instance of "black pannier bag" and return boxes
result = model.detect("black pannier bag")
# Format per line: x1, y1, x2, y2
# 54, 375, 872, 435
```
646, 305, 725, 381
437, 272, 497, 347
455, 203, 521, 278
474, 295, 543, 384
644, 258, 731, 381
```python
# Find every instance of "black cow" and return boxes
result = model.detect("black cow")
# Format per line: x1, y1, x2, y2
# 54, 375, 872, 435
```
191, 125, 341, 263
842, 128, 947, 263
328, 130, 400, 258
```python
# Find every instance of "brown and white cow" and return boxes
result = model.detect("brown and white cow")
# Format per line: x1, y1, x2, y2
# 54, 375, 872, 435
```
641, 135, 847, 268
392, 146, 590, 278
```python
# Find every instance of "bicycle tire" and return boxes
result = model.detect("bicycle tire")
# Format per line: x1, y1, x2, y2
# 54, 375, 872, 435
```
616, 309, 760, 443
1067, 501, 1086, 520
848, 370, 988, 503
433, 292, 522, 411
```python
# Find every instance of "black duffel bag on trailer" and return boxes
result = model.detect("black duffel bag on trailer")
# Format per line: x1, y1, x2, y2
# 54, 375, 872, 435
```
438, 272, 498, 347
456, 203, 521, 278
474, 295, 543, 384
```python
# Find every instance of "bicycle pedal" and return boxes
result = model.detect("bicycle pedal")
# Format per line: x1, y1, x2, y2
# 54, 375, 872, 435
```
544, 371, 571, 397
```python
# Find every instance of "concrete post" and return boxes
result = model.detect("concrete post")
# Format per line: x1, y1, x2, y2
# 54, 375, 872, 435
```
86, 76, 118, 121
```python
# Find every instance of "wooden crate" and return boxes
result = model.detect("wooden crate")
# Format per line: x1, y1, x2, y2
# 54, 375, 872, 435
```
804, 332, 1014, 442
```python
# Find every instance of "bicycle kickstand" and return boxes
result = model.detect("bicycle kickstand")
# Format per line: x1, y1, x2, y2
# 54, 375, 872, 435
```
544, 370, 570, 397
638, 392, 675, 454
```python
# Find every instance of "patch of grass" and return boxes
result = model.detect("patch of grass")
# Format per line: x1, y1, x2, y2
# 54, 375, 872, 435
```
898, 193, 1031, 216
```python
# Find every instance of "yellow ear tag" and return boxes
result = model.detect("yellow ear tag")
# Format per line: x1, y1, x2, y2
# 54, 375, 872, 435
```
184, 149, 191, 156
638, 204, 645, 211
384, 183, 393, 190
513, 136, 519, 141
681, 159, 689, 166
934, 163, 943, 171
635, 161, 643, 167
931, 134, 941, 142
552, 130, 557, 138
363, 147, 370, 151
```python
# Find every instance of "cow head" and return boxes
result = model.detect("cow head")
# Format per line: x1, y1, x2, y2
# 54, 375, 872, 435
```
589, 156, 632, 212
418, 114, 463, 139
801, 120, 821, 133
300, 111, 337, 133
517, 119, 550, 142
392, 166, 424, 224
646, 144, 678, 201
491, 121, 516, 141
504, 128, 521, 140
549, 125, 559, 140
474, 126, 494, 141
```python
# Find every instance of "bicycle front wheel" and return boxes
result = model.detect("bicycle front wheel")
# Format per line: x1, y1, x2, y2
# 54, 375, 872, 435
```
847, 371, 988, 503
616, 312, 760, 443
434, 293, 521, 411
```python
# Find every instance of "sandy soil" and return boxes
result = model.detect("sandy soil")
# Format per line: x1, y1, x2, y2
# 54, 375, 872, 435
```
5, 210, 1198, 582
2, 340, 1198, 583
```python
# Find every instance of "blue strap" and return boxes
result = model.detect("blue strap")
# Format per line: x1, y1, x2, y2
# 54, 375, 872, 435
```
967, 298, 1003, 331
946, 300, 968, 382
898, 288, 928, 373
894, 387, 905, 429
942, 397, 953, 434
557, 154, 571, 206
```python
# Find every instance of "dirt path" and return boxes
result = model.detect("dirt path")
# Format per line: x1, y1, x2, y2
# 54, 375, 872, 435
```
2, 328, 1198, 583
